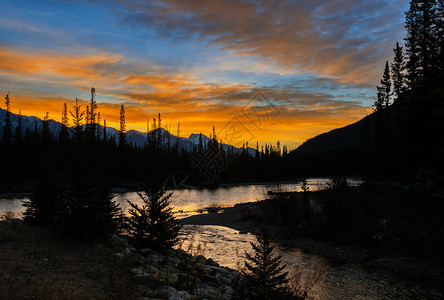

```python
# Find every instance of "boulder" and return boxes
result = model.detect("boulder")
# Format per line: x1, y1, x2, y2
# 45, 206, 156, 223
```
154, 285, 177, 299
109, 234, 128, 248
195, 255, 207, 264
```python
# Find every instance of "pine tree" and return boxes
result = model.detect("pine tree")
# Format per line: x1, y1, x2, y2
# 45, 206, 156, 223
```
241, 226, 289, 299
405, 0, 439, 88
103, 119, 107, 143
85, 105, 90, 129
148, 117, 157, 151
282, 145, 288, 156
25, 92, 121, 239
60, 103, 69, 142
119, 105, 126, 149
126, 186, 182, 250
2, 93, 12, 148
23, 162, 63, 226
96, 111, 102, 141
405, 0, 421, 89
374, 62, 391, 111
157, 112, 163, 151
212, 125, 218, 148
42, 112, 50, 145
381, 61, 392, 107
70, 98, 85, 140
391, 42, 406, 99
15, 109, 22, 144
24, 114, 62, 227
176, 121, 181, 152
88, 87, 97, 139
198, 133, 203, 152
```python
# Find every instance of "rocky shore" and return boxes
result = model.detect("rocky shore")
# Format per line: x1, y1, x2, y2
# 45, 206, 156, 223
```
109, 234, 239, 299
0, 218, 241, 299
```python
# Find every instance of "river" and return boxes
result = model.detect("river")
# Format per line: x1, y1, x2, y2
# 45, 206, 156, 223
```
0, 178, 340, 218
1, 178, 442, 299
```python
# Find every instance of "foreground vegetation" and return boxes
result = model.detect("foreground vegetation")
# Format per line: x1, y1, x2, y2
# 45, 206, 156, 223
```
1, 214, 321, 300
242, 176, 444, 258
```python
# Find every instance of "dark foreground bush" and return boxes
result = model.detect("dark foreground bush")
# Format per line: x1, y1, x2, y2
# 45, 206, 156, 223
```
239, 226, 292, 299
126, 186, 182, 250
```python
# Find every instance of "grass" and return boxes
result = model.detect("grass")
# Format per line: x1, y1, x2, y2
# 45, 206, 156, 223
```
0, 219, 142, 299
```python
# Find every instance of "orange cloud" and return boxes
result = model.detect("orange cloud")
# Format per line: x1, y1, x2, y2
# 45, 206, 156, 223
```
0, 47, 122, 78
0, 45, 369, 149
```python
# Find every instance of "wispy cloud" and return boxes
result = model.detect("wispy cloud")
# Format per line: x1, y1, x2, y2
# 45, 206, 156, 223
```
106, 0, 408, 84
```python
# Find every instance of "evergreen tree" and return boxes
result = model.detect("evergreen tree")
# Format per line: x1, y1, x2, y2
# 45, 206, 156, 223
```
198, 133, 203, 152
2, 93, 12, 148
60, 151, 121, 240
391, 42, 406, 99
381, 61, 392, 107
23, 162, 63, 226
282, 145, 288, 156
119, 105, 126, 149
255, 141, 260, 160
241, 226, 289, 299
24, 114, 62, 227
405, 0, 439, 88
41, 112, 50, 145
374, 62, 391, 111
405, 0, 421, 89
96, 112, 102, 141
60, 103, 69, 142
176, 121, 181, 153
88, 87, 97, 139
212, 125, 218, 148
126, 186, 182, 250
147, 117, 157, 151
103, 119, 107, 142
15, 109, 22, 144
157, 112, 163, 151
70, 98, 85, 140
85, 105, 90, 130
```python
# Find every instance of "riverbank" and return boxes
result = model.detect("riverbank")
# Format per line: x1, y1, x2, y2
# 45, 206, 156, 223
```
0, 219, 239, 299
181, 201, 444, 299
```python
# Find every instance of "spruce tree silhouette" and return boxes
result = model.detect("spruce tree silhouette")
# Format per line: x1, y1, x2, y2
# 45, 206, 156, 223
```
241, 226, 289, 299
126, 182, 181, 250
391, 42, 406, 99
1, 93, 13, 190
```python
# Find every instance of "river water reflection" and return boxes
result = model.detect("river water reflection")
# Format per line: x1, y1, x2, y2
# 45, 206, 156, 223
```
0, 178, 344, 217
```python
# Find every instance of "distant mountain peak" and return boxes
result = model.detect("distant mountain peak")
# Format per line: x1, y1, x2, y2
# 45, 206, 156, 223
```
0, 107, 257, 155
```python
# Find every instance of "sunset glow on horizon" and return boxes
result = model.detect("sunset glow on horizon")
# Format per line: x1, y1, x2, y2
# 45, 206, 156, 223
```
0, 0, 409, 149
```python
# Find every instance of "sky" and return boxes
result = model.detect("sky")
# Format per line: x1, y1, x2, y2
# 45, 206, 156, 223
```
0, 0, 409, 149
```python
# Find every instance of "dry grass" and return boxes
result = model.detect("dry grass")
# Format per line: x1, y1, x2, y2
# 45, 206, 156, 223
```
179, 234, 207, 258
0, 220, 142, 299
288, 262, 327, 299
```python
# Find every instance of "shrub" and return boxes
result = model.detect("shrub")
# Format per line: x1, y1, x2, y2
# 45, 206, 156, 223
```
240, 226, 289, 299
126, 186, 182, 250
